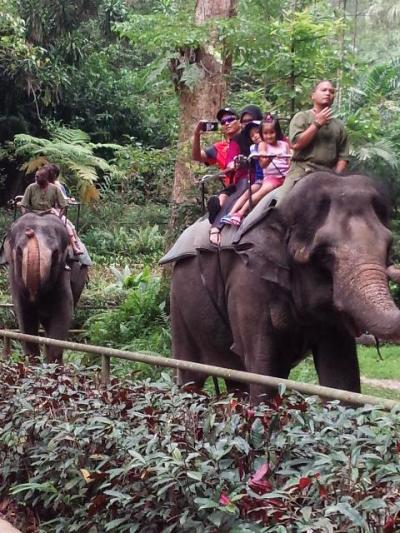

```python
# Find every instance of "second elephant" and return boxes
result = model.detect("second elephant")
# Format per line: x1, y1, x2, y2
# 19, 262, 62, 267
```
4, 212, 89, 362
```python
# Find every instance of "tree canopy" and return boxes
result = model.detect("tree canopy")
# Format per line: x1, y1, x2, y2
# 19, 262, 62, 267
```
1, 0, 400, 203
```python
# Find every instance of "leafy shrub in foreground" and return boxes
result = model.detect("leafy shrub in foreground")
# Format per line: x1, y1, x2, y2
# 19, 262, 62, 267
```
0, 363, 400, 532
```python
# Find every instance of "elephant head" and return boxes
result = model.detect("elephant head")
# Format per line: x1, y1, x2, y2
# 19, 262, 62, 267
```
280, 172, 400, 339
5, 213, 70, 302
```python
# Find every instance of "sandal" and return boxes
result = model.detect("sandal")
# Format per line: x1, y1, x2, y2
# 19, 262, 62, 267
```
220, 214, 234, 225
229, 213, 243, 226
209, 228, 221, 246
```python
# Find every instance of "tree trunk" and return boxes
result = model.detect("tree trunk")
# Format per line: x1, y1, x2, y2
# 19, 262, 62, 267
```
168, 0, 237, 237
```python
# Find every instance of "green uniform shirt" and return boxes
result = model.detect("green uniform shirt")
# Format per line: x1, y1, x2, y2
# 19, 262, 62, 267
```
20, 182, 67, 212
287, 109, 349, 180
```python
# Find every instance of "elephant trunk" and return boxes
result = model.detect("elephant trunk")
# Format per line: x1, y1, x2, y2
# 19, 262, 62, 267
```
387, 265, 400, 284
22, 229, 40, 302
21, 229, 53, 302
334, 261, 400, 339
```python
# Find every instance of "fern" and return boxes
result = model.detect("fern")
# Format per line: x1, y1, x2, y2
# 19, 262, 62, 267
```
13, 127, 123, 202
50, 127, 91, 145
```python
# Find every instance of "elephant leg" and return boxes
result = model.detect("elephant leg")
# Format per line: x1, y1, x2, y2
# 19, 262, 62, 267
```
312, 328, 361, 393
224, 352, 249, 396
226, 275, 291, 402
171, 258, 235, 393
230, 318, 290, 402
41, 274, 74, 363
14, 302, 40, 362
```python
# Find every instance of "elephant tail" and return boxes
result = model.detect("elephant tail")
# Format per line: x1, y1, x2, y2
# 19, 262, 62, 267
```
22, 228, 41, 302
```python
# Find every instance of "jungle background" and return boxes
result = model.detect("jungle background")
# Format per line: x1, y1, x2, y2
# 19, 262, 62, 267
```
1, 0, 400, 530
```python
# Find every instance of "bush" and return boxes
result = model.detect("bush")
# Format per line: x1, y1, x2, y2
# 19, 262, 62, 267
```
1, 363, 400, 532
86, 268, 170, 362
83, 224, 165, 264
104, 145, 176, 205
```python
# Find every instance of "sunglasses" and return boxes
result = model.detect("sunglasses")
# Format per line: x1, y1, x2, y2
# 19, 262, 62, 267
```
220, 116, 237, 125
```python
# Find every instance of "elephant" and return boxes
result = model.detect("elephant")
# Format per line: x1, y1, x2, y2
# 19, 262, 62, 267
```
166, 172, 400, 401
3, 212, 89, 362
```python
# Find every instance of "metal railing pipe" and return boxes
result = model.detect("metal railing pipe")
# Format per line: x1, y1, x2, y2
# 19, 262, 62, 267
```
0, 329, 398, 410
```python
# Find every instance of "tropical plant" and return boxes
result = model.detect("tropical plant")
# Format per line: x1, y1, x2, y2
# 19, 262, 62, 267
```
86, 267, 170, 356
13, 126, 123, 201
1, 363, 400, 531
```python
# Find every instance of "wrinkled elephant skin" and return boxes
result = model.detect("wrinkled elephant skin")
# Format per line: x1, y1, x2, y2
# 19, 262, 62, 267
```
170, 172, 398, 400
4, 213, 88, 362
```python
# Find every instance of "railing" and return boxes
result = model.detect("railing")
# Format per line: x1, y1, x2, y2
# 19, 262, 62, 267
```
0, 329, 398, 410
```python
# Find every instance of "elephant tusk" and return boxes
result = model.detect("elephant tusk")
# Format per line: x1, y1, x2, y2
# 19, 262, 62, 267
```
387, 265, 400, 284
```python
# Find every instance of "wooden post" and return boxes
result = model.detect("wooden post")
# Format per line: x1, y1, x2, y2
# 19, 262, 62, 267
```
2, 336, 11, 358
101, 354, 111, 386
43, 344, 49, 361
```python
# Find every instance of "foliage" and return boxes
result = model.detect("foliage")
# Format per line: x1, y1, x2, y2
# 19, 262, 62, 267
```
13, 126, 123, 201
1, 362, 400, 531
229, 1, 349, 115
83, 224, 165, 265
107, 144, 176, 205
86, 268, 170, 358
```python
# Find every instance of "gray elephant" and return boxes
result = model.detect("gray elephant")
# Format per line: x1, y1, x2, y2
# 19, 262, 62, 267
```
163, 172, 400, 401
3, 212, 89, 362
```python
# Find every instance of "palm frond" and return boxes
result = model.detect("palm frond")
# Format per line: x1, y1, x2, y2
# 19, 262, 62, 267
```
50, 127, 91, 145
351, 140, 398, 170
20, 156, 49, 174
79, 182, 100, 203
68, 162, 99, 184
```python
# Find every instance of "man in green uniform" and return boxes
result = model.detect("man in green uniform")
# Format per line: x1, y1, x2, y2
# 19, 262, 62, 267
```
276, 80, 349, 202
20, 164, 67, 214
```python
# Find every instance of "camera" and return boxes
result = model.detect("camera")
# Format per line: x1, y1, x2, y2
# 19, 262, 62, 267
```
200, 120, 219, 132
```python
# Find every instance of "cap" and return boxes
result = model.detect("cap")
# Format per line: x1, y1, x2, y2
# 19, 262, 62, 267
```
216, 107, 238, 122
239, 104, 263, 122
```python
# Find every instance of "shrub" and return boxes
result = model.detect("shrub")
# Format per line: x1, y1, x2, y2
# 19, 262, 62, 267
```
83, 224, 165, 265
0, 363, 400, 532
106, 145, 176, 205
86, 268, 170, 362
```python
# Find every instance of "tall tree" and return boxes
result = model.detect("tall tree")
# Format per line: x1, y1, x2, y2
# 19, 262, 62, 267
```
170, 0, 237, 209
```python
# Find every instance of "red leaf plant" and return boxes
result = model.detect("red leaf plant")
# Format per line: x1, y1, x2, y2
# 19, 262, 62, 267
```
248, 463, 272, 495
219, 492, 231, 506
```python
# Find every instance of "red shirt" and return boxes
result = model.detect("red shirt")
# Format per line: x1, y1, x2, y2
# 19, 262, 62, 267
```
205, 138, 248, 186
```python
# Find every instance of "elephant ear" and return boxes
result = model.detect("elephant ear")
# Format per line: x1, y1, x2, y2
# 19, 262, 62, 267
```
1, 238, 11, 264
287, 225, 314, 264
234, 209, 291, 290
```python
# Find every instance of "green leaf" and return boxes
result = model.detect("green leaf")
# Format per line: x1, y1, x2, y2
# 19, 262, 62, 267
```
187, 470, 202, 481
325, 502, 368, 528
195, 497, 219, 510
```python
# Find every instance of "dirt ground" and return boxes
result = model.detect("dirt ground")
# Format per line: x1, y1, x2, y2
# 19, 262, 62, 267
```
361, 377, 400, 391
